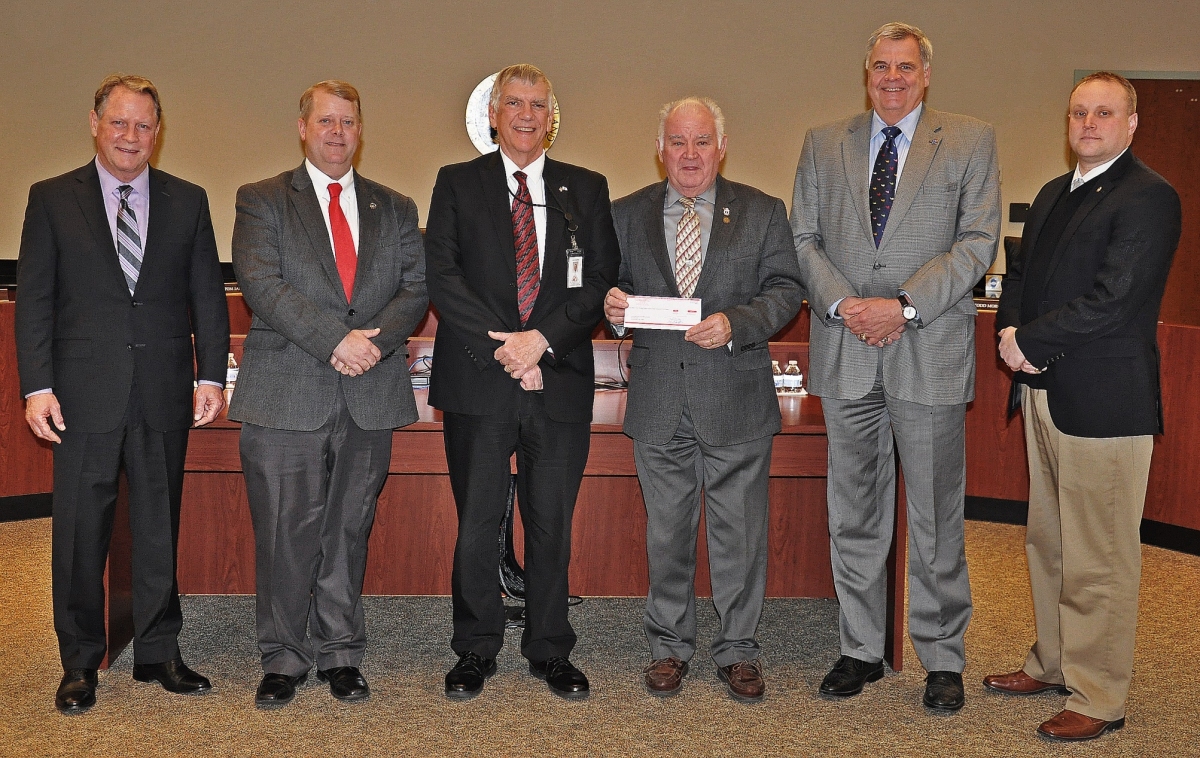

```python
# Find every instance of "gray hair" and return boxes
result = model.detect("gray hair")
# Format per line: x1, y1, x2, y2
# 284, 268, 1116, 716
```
489, 63, 555, 113
656, 97, 726, 145
865, 22, 933, 70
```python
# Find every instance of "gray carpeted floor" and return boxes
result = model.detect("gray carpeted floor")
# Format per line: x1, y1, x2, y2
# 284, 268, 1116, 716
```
2, 518, 1197, 757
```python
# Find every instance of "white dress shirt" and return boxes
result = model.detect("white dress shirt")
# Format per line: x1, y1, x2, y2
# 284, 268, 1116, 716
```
1071, 148, 1128, 191
305, 159, 360, 256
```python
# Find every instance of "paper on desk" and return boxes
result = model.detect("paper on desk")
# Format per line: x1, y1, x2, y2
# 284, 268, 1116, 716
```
624, 295, 702, 331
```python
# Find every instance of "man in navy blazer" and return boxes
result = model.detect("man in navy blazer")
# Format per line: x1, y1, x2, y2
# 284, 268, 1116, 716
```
425, 64, 619, 700
16, 74, 229, 715
988, 72, 1180, 742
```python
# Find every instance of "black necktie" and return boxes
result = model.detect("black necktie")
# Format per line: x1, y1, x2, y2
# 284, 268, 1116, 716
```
870, 126, 902, 247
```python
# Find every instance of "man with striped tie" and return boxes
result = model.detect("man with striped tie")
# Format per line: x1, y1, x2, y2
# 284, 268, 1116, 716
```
16, 74, 230, 714
425, 64, 619, 700
604, 97, 804, 702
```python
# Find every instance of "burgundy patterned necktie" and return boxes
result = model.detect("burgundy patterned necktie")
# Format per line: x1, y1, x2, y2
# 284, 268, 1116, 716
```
512, 171, 540, 324
870, 126, 902, 247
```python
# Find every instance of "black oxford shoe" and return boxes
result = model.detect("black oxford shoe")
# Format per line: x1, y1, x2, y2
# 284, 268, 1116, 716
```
529, 657, 589, 700
317, 666, 370, 702
255, 672, 307, 709
819, 655, 885, 697
445, 652, 497, 700
55, 668, 98, 715
132, 658, 212, 695
923, 671, 965, 711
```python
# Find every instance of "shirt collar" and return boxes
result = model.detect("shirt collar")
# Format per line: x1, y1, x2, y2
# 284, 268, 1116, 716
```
95, 156, 150, 200
305, 158, 355, 198
500, 148, 546, 187
665, 179, 718, 209
1072, 147, 1128, 189
871, 102, 923, 142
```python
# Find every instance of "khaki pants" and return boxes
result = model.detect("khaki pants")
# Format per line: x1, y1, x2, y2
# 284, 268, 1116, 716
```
1021, 387, 1152, 721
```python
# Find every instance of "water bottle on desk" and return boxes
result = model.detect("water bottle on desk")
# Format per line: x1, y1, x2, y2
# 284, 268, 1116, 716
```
783, 360, 802, 394
772, 360, 783, 394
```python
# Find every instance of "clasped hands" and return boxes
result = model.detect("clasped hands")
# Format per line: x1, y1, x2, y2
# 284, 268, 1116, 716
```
840, 296, 906, 347
998, 326, 1041, 374
330, 328, 382, 377
488, 329, 548, 391
604, 287, 731, 349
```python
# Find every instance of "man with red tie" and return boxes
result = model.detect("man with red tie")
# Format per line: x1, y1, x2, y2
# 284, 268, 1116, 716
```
425, 64, 619, 700
230, 81, 427, 709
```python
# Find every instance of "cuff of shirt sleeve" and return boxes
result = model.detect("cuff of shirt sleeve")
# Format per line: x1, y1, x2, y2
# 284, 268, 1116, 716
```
24, 388, 53, 399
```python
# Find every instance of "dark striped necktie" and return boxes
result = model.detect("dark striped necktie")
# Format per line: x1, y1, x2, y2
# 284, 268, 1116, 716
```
512, 171, 540, 325
115, 184, 143, 293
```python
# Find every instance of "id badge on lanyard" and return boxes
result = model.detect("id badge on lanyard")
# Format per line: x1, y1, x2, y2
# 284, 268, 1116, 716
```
566, 233, 584, 288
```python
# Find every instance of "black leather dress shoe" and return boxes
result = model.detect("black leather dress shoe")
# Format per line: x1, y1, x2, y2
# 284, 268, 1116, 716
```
924, 671, 965, 711
445, 652, 496, 700
529, 657, 589, 700
55, 669, 98, 715
255, 672, 307, 709
819, 655, 885, 697
132, 658, 212, 695
317, 666, 370, 702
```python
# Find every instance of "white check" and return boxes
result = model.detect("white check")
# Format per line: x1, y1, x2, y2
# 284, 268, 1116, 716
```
624, 295, 702, 331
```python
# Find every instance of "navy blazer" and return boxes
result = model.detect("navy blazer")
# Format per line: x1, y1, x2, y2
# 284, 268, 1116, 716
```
997, 150, 1181, 437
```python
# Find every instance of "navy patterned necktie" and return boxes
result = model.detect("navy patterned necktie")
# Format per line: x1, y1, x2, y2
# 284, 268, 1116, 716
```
115, 184, 143, 293
869, 126, 902, 247
512, 171, 540, 325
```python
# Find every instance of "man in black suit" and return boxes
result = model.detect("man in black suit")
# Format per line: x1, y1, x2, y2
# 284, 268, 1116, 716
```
425, 63, 619, 700
988, 72, 1181, 742
15, 74, 230, 715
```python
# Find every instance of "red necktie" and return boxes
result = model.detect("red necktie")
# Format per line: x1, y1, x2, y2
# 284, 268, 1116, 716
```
512, 171, 540, 324
328, 182, 356, 301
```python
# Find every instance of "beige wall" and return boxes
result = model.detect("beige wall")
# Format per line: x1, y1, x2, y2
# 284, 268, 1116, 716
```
4, 0, 1199, 269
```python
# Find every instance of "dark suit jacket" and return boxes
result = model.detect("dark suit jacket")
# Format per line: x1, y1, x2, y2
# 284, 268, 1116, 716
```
229, 164, 428, 432
612, 176, 805, 446
424, 151, 620, 424
997, 150, 1181, 438
15, 162, 229, 433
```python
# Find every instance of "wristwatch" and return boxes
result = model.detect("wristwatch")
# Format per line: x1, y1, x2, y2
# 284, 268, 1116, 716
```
898, 294, 918, 321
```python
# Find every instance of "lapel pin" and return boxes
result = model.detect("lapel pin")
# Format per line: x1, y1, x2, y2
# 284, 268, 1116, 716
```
559, 185, 568, 192
930, 138, 940, 145
369, 202, 377, 209
723, 207, 731, 223
1096, 186, 1103, 193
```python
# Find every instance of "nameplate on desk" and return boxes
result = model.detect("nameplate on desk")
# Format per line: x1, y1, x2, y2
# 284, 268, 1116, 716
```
624, 296, 701, 331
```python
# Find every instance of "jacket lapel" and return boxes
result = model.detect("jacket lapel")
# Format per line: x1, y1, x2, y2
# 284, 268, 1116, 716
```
880, 108, 940, 249
289, 163, 346, 302
841, 113, 874, 244
137, 168, 173, 297
480, 151, 519, 281
692, 175, 736, 300
72, 163, 130, 297
1042, 150, 1135, 284
1020, 172, 1071, 270
643, 180, 678, 295
352, 174, 381, 304
535, 160, 570, 319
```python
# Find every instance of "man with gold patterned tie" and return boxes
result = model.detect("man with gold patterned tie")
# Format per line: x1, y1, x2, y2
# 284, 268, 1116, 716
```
604, 97, 804, 702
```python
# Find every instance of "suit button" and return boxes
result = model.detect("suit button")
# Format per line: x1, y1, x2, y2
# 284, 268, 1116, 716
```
873, 263, 883, 270
348, 309, 356, 317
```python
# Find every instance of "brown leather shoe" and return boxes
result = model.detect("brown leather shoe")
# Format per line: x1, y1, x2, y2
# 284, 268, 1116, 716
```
717, 659, 765, 703
643, 657, 688, 697
1037, 709, 1125, 741
983, 670, 1070, 695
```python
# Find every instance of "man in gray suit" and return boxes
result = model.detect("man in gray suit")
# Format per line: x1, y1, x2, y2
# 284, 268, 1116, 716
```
605, 97, 804, 702
790, 22, 1000, 711
230, 81, 427, 708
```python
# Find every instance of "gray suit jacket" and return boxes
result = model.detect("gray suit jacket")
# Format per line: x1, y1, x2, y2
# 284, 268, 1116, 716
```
613, 176, 805, 446
229, 164, 428, 431
790, 107, 1000, 405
